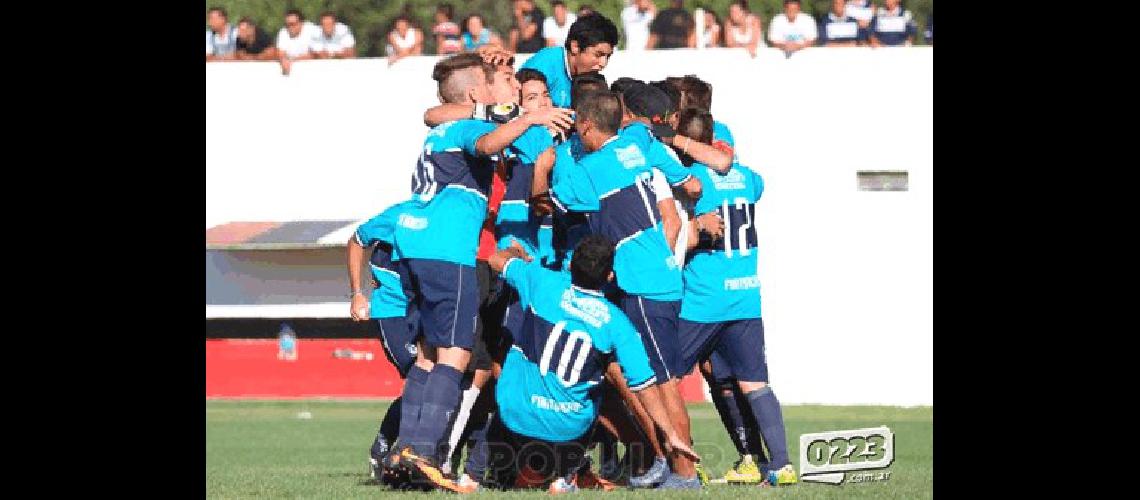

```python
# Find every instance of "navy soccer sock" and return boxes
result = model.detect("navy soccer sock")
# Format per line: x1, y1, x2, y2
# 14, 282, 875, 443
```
745, 386, 790, 469
711, 385, 747, 456
398, 365, 430, 452
412, 364, 464, 461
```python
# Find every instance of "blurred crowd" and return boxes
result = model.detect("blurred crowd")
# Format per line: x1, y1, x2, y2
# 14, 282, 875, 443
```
207, 1, 931, 73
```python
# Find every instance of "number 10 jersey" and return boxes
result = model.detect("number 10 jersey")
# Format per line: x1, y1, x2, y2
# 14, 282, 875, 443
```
496, 258, 657, 442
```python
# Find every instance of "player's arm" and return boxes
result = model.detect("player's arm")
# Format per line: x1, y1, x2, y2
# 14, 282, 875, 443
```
667, 134, 732, 173
685, 210, 725, 251
423, 102, 524, 127
651, 168, 681, 249
475, 106, 572, 156
346, 233, 370, 321
530, 146, 557, 215
255, 46, 278, 61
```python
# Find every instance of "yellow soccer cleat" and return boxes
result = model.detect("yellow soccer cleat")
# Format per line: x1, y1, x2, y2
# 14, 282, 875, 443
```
766, 464, 798, 486
723, 455, 764, 485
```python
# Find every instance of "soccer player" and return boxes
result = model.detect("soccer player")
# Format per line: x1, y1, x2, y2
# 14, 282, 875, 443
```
345, 201, 422, 483
482, 235, 700, 492
673, 108, 798, 487
521, 13, 619, 107
390, 53, 571, 486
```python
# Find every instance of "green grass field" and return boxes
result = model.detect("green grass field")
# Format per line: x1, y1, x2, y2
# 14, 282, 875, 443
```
206, 401, 932, 499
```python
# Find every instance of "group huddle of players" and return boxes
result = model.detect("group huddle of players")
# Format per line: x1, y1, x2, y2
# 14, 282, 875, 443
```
345, 12, 796, 493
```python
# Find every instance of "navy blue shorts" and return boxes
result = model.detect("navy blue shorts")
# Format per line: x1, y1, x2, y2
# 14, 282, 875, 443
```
398, 258, 479, 350
619, 295, 682, 382
678, 318, 768, 383
375, 316, 419, 378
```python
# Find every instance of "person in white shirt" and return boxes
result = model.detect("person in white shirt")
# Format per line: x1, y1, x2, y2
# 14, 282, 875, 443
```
543, 0, 578, 48
620, 0, 655, 51
846, 0, 875, 31
386, 15, 423, 66
276, 9, 319, 75
312, 12, 356, 59
768, 0, 817, 57
206, 7, 238, 62
724, 0, 764, 57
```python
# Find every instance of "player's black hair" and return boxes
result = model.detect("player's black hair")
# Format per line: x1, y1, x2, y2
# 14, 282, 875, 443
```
208, 7, 227, 19
565, 13, 619, 51
571, 235, 616, 291
650, 80, 681, 114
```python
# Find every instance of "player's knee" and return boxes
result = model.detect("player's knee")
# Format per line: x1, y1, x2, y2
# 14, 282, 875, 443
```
738, 380, 768, 394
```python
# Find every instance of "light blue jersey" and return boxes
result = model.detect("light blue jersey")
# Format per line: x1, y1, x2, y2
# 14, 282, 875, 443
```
496, 258, 656, 442
619, 121, 693, 187
550, 134, 683, 301
680, 163, 765, 322
521, 46, 573, 108
496, 125, 556, 256
355, 202, 419, 319
396, 119, 497, 266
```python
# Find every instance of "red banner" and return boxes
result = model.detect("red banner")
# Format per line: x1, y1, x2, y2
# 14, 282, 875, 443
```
206, 339, 709, 401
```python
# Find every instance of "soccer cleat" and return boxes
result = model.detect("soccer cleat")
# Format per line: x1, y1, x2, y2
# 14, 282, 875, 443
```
574, 466, 617, 491
380, 450, 410, 489
548, 476, 579, 494
400, 447, 463, 492
454, 473, 482, 494
766, 464, 798, 486
654, 472, 703, 490
724, 455, 764, 485
628, 456, 669, 488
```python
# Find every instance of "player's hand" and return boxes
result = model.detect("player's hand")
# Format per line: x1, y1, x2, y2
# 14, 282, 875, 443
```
477, 45, 514, 66
529, 192, 553, 216
696, 211, 724, 239
350, 293, 370, 321
524, 106, 574, 134
509, 240, 533, 262
665, 434, 701, 463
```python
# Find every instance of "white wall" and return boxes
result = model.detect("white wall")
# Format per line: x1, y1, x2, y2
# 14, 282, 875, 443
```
206, 48, 932, 405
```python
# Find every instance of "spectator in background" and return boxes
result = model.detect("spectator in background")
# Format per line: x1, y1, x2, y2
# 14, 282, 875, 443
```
924, 14, 932, 45
870, 0, 916, 47
725, 0, 763, 57
649, 0, 695, 49
433, 3, 463, 55
387, 15, 423, 66
277, 9, 319, 75
694, 7, 723, 48
621, 0, 655, 52
543, 1, 577, 48
578, 5, 596, 17
206, 7, 238, 61
846, 0, 875, 32
818, 0, 867, 47
461, 14, 502, 52
509, 0, 546, 54
768, 0, 817, 57
235, 17, 278, 60
312, 12, 356, 59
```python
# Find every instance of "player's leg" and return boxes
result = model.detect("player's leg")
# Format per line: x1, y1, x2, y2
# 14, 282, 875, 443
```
402, 259, 477, 472
719, 318, 795, 486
